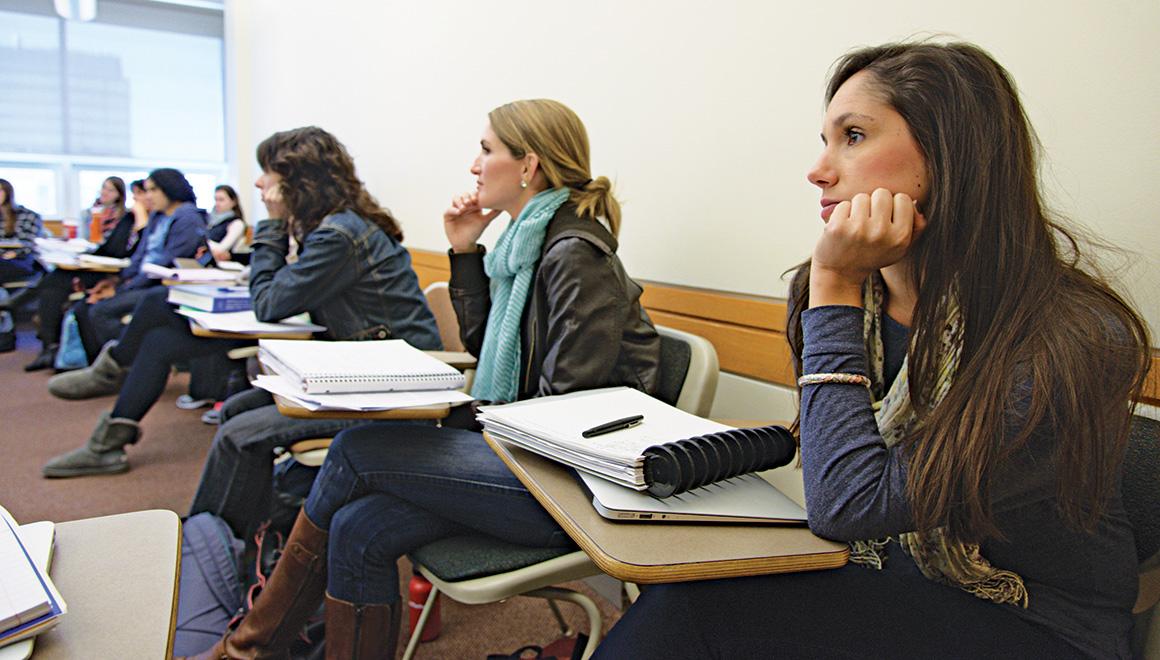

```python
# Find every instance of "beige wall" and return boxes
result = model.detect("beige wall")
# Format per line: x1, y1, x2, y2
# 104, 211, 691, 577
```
225, 0, 1160, 416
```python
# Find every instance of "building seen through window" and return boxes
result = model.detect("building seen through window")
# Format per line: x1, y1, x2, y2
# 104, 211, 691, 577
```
0, 0, 225, 223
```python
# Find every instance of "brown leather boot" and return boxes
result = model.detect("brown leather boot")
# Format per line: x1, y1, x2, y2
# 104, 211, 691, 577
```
181, 509, 329, 660
323, 594, 401, 660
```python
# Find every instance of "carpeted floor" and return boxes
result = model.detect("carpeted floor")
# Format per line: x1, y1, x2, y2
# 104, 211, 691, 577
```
1, 324, 622, 658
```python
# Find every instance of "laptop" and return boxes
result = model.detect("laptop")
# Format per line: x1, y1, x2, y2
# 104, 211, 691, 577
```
577, 471, 807, 524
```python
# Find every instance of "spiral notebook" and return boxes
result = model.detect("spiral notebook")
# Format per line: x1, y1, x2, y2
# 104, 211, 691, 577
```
258, 339, 467, 394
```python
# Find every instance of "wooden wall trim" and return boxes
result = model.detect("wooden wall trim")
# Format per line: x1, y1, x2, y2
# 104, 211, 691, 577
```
407, 248, 1160, 405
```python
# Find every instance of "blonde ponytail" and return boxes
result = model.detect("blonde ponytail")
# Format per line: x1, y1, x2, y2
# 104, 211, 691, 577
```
571, 175, 620, 237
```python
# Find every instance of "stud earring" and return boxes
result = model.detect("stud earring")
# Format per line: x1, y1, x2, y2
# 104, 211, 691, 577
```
520, 180, 528, 189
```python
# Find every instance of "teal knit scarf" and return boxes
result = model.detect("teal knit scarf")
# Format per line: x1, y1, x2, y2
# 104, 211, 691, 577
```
471, 187, 571, 402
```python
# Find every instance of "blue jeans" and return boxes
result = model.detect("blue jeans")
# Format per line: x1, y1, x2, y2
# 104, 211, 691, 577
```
303, 423, 573, 604
187, 388, 366, 539
107, 289, 247, 420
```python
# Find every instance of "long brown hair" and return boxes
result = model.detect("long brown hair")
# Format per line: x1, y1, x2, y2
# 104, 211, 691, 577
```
488, 99, 622, 236
214, 184, 245, 222
256, 127, 402, 242
0, 179, 15, 236
787, 42, 1151, 542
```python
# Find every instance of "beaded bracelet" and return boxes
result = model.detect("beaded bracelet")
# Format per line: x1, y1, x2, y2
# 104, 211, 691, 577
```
797, 372, 872, 388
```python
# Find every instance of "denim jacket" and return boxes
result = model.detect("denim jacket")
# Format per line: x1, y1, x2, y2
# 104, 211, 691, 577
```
119, 202, 209, 291
249, 211, 441, 347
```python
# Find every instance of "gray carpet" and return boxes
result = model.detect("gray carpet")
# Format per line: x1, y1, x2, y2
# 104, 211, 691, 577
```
1, 325, 621, 658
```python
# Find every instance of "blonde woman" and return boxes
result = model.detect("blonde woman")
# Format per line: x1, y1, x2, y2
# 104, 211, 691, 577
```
186, 99, 661, 659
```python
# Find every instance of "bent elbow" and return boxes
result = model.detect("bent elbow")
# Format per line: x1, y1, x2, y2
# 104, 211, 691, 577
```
805, 501, 875, 542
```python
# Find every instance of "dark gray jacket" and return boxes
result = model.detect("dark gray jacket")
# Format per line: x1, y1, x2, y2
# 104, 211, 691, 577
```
449, 205, 660, 402
249, 211, 441, 347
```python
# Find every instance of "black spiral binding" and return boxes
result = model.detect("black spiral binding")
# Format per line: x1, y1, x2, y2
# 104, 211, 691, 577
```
642, 425, 797, 498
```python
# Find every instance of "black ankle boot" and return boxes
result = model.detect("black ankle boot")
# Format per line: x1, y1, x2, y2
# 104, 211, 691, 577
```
24, 344, 58, 372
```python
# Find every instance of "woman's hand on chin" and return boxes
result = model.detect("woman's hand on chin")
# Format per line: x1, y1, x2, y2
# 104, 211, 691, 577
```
444, 191, 499, 254
809, 188, 925, 308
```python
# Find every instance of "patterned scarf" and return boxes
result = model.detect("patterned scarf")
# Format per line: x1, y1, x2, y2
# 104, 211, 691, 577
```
471, 187, 571, 402
851, 273, 1029, 608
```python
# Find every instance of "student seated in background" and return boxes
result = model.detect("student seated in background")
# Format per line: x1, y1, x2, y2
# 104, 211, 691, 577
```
186, 126, 444, 531
206, 184, 247, 262
0, 178, 44, 283
79, 175, 129, 243
68, 168, 209, 363
595, 41, 1151, 659
41, 126, 442, 480
19, 178, 148, 372
183, 100, 661, 660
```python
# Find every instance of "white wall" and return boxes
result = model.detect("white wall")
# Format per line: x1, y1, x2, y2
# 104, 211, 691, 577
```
225, 0, 1159, 415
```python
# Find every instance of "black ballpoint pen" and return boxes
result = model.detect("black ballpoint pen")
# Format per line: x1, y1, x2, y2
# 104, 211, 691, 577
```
581, 414, 644, 438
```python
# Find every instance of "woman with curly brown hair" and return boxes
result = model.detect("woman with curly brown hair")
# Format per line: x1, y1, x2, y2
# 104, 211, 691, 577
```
42, 127, 441, 479
595, 41, 1150, 659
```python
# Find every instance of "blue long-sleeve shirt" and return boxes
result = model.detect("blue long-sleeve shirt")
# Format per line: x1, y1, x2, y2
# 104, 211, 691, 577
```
798, 304, 1135, 659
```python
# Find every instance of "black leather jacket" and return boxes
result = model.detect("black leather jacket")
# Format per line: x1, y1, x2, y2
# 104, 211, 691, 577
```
449, 204, 660, 402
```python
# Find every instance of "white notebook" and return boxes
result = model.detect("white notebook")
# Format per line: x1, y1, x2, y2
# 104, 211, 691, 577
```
259, 339, 468, 394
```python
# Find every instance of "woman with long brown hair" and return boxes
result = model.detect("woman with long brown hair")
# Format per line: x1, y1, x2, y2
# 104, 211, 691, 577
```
42, 127, 441, 478
80, 176, 128, 242
595, 41, 1150, 659
206, 183, 247, 262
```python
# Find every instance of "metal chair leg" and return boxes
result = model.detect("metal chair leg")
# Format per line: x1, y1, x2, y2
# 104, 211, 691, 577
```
401, 584, 440, 660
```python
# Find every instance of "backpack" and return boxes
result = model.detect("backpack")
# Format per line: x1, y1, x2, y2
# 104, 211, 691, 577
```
174, 462, 326, 659
173, 513, 246, 656
53, 310, 88, 370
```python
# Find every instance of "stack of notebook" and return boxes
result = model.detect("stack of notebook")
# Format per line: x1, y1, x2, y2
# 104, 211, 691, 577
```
255, 339, 473, 411
478, 387, 806, 524
0, 506, 66, 654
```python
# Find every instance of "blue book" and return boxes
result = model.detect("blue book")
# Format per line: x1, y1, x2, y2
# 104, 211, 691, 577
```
167, 285, 253, 313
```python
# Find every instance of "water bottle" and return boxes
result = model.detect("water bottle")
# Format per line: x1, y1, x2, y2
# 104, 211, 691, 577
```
407, 574, 442, 642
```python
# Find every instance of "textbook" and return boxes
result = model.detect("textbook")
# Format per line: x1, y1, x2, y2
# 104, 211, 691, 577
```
168, 285, 252, 313
0, 506, 66, 652
258, 338, 468, 394
477, 387, 797, 495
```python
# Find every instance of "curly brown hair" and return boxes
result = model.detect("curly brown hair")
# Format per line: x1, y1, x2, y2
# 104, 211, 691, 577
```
256, 126, 402, 242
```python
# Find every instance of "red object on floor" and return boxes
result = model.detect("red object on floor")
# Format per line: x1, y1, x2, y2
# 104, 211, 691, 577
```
407, 574, 442, 642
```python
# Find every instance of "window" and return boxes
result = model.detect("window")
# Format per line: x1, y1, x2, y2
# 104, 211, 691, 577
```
0, 0, 225, 220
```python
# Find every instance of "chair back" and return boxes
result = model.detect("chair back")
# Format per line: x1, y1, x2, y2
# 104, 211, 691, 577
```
1125, 414, 1160, 660
424, 281, 464, 352
1125, 414, 1160, 562
655, 325, 719, 417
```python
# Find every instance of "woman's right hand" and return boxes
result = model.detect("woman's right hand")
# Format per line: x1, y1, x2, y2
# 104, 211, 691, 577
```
261, 181, 288, 221
132, 200, 150, 231
809, 188, 925, 308
443, 191, 499, 253
85, 278, 117, 304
